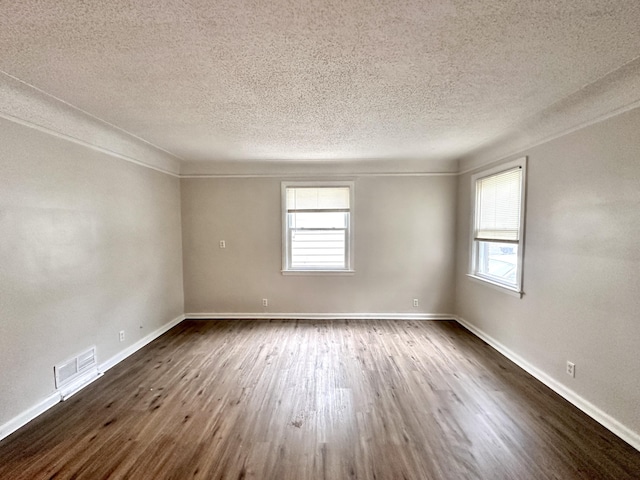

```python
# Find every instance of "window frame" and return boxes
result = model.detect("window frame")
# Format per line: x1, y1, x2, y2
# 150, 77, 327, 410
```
281, 180, 355, 275
468, 157, 527, 296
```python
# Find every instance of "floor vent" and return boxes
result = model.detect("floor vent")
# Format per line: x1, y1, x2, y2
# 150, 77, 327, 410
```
54, 347, 102, 400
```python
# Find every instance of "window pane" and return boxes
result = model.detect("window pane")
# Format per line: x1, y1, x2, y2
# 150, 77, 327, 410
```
289, 212, 348, 229
283, 182, 353, 272
291, 230, 346, 268
477, 241, 518, 285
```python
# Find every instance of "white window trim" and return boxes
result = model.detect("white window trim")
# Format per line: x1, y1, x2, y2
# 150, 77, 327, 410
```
468, 157, 527, 297
281, 180, 355, 275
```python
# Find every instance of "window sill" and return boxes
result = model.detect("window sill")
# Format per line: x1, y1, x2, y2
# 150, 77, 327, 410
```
466, 274, 523, 298
282, 269, 355, 276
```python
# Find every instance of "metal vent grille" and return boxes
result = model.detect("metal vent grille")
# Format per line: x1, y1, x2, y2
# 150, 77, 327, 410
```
54, 347, 97, 390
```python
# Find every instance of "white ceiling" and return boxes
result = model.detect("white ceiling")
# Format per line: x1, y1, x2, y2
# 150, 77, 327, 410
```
1, 0, 640, 170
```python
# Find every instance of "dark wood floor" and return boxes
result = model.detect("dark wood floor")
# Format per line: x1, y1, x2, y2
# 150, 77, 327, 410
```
0, 320, 638, 479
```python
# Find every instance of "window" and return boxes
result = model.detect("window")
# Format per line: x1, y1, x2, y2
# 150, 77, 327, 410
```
282, 181, 354, 274
469, 157, 526, 294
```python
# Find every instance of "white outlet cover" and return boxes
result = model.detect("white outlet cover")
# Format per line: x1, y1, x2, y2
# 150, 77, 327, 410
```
567, 361, 575, 377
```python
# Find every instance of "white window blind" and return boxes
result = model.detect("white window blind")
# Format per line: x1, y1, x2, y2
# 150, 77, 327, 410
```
475, 167, 522, 242
285, 185, 352, 270
286, 187, 350, 211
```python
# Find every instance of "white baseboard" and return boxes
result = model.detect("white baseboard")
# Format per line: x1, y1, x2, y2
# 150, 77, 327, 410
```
454, 315, 640, 452
0, 392, 61, 442
100, 314, 185, 372
185, 312, 456, 321
0, 313, 185, 444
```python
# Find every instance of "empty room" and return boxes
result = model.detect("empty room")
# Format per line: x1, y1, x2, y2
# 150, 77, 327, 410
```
1, 1, 639, 478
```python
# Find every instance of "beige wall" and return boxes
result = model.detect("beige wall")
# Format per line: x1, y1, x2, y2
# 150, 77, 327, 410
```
455, 107, 640, 437
0, 118, 184, 427
181, 176, 457, 315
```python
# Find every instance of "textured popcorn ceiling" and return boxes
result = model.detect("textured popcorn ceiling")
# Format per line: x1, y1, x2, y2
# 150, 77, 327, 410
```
1, 0, 639, 168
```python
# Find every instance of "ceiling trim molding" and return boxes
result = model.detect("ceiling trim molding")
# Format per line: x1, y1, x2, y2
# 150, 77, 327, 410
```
458, 56, 640, 174
457, 97, 640, 176
178, 156, 460, 177
0, 70, 182, 176
0, 110, 180, 177
180, 171, 457, 179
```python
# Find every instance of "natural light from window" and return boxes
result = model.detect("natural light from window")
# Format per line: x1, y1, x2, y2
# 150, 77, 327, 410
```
282, 182, 354, 273
469, 158, 526, 293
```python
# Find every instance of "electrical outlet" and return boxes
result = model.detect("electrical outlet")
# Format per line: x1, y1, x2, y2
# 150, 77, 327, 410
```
262, 298, 268, 307
219, 240, 226, 249
413, 298, 419, 307
566, 361, 575, 378
119, 330, 125, 342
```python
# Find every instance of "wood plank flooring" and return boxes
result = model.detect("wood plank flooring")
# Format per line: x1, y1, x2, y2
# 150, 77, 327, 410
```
0, 319, 638, 479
